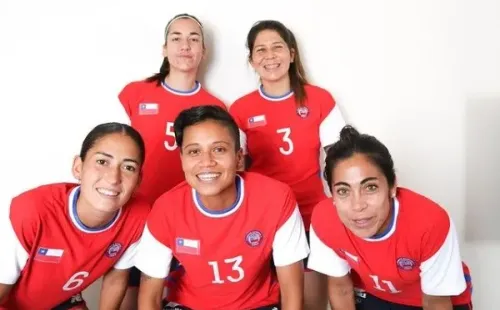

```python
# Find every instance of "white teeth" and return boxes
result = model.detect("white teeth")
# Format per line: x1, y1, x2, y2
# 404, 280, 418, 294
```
264, 64, 279, 70
197, 173, 220, 181
97, 188, 119, 197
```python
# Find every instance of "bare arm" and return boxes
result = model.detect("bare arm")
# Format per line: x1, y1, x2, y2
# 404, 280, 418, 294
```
0, 284, 13, 304
276, 261, 304, 310
99, 268, 130, 309
327, 274, 356, 310
422, 294, 453, 310
137, 273, 164, 310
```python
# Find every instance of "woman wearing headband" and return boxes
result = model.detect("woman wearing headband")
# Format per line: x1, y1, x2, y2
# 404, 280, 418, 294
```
117, 13, 226, 309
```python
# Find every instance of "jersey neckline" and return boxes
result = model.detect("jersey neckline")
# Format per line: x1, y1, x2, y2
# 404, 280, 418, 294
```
258, 84, 294, 101
363, 197, 400, 242
68, 186, 122, 234
192, 174, 245, 218
161, 80, 201, 96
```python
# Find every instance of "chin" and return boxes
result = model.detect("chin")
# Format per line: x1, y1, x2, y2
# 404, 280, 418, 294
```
349, 227, 378, 239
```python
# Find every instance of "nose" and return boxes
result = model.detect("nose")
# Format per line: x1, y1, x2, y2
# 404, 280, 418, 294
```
180, 38, 191, 51
351, 193, 367, 212
104, 166, 121, 185
199, 151, 216, 167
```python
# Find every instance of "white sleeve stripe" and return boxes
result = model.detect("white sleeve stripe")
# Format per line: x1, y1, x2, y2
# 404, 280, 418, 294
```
114, 240, 140, 270
307, 226, 351, 277
0, 221, 29, 285
420, 218, 467, 296
239, 129, 247, 154
134, 225, 173, 279
272, 206, 310, 266
319, 105, 346, 148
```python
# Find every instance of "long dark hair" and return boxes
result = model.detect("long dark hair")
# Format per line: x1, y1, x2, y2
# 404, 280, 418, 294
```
146, 13, 204, 85
246, 20, 308, 107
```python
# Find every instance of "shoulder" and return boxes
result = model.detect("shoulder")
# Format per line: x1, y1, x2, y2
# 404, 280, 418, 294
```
123, 194, 152, 218
152, 181, 192, 214
119, 80, 158, 99
229, 90, 260, 113
397, 188, 451, 234
305, 84, 335, 100
198, 87, 227, 108
11, 183, 74, 217
311, 198, 344, 240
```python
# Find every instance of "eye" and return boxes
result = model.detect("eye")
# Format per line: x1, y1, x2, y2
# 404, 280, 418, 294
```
96, 159, 107, 165
171, 37, 180, 41
213, 146, 226, 153
190, 37, 200, 42
187, 149, 200, 156
365, 184, 378, 192
336, 187, 349, 197
124, 165, 137, 172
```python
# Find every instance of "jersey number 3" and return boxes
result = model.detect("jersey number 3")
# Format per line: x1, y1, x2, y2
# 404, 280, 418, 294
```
164, 121, 177, 151
277, 127, 293, 155
208, 255, 245, 284
63, 271, 89, 291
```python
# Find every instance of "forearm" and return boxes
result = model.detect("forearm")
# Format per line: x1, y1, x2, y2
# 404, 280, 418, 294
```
327, 275, 356, 310
276, 262, 304, 310
137, 274, 164, 310
422, 295, 453, 310
99, 269, 129, 309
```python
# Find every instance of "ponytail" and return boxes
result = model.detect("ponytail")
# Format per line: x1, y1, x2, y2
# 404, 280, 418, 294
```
145, 57, 170, 85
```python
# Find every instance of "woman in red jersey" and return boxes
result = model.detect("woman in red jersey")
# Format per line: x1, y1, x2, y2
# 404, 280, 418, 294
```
0, 122, 150, 310
117, 13, 226, 308
229, 20, 346, 309
308, 125, 473, 310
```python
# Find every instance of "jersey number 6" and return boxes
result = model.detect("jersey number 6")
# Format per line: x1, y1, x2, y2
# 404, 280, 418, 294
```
62, 271, 89, 291
277, 127, 294, 155
208, 255, 245, 284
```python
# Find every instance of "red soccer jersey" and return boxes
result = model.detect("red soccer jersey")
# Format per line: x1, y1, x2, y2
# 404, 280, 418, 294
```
229, 85, 346, 228
0, 183, 150, 310
134, 172, 310, 310
119, 80, 227, 203
308, 187, 473, 307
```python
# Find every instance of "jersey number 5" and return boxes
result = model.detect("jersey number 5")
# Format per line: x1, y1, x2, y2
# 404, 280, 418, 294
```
208, 255, 245, 284
62, 271, 89, 291
164, 121, 177, 151
277, 127, 293, 155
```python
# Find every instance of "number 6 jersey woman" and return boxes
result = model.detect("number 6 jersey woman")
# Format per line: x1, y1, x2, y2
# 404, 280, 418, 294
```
0, 123, 150, 310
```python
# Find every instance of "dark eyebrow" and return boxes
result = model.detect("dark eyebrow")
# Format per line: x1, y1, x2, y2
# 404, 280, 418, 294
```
94, 152, 140, 165
182, 141, 231, 150
333, 177, 378, 187
169, 31, 201, 36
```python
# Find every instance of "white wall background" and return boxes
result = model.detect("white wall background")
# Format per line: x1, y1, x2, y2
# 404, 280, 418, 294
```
0, 0, 498, 309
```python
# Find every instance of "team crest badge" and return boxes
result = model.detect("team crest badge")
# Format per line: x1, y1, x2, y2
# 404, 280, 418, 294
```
105, 242, 122, 258
396, 257, 416, 271
296, 106, 309, 118
245, 230, 263, 247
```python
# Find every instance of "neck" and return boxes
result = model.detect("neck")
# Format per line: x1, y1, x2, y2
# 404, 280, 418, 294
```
199, 181, 238, 212
76, 198, 118, 229
164, 71, 198, 91
261, 75, 291, 97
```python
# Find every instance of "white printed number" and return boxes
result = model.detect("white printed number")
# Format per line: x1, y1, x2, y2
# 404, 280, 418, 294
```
164, 121, 177, 150
62, 271, 89, 291
369, 275, 402, 294
277, 127, 294, 155
208, 255, 245, 284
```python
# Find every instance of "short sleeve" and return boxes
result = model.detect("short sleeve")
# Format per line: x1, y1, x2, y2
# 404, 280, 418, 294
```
113, 240, 140, 270
272, 190, 310, 266
117, 82, 138, 118
134, 201, 173, 279
307, 226, 350, 277
318, 91, 346, 148
419, 215, 467, 296
0, 196, 38, 284
307, 200, 351, 277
